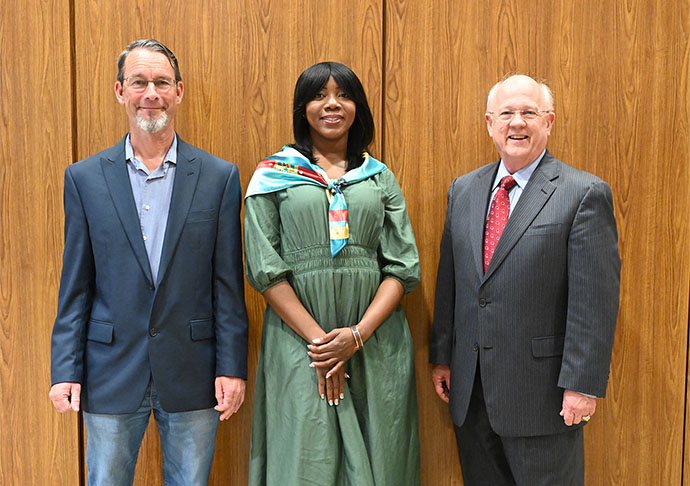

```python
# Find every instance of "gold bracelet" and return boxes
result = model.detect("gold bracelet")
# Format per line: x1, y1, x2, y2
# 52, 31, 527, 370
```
351, 325, 364, 350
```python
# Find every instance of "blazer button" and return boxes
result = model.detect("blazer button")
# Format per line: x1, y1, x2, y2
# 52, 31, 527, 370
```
479, 298, 487, 308
149, 327, 159, 337
473, 343, 479, 352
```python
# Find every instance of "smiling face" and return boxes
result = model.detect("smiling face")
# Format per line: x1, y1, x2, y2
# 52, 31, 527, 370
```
305, 76, 356, 148
485, 75, 555, 172
114, 48, 184, 135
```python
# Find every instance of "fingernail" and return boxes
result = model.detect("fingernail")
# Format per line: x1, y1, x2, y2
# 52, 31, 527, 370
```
326, 373, 331, 379
309, 363, 315, 368
329, 400, 333, 406
345, 373, 350, 379
312, 338, 321, 344
339, 393, 344, 399
335, 399, 339, 405
321, 394, 325, 400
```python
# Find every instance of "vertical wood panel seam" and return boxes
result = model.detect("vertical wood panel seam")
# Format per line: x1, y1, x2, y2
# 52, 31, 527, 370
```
69, 0, 78, 166
78, 415, 85, 486
380, 0, 386, 163
67, 0, 85, 484
679, 266, 689, 484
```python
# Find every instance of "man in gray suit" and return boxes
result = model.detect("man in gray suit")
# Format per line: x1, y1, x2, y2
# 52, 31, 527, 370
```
429, 74, 620, 485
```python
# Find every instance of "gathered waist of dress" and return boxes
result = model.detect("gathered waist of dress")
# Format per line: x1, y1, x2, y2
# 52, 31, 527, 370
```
282, 244, 380, 276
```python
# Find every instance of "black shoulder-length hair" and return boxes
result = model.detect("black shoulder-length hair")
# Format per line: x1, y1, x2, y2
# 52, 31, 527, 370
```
291, 62, 375, 170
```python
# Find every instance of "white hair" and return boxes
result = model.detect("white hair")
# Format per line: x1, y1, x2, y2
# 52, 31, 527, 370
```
486, 75, 554, 112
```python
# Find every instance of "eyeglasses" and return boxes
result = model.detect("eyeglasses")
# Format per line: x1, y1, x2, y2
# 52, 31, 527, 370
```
125, 76, 176, 93
487, 110, 551, 122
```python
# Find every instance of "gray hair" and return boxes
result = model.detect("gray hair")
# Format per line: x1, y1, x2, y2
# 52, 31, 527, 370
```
117, 39, 181, 83
486, 75, 554, 112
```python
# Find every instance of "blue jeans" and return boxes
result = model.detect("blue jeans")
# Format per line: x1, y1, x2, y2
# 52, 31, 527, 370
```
83, 382, 219, 486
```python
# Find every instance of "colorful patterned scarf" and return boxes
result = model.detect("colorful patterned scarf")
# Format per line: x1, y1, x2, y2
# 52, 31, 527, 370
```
245, 145, 387, 257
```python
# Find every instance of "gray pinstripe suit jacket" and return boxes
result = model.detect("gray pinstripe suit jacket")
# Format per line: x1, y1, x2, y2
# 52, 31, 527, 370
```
429, 150, 620, 437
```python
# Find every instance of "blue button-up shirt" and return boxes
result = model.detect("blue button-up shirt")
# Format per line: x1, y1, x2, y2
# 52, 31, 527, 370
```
125, 134, 177, 283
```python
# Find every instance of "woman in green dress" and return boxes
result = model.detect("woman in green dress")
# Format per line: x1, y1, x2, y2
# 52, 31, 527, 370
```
244, 61, 420, 486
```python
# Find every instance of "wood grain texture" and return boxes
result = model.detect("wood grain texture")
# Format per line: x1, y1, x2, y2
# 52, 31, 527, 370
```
72, 1, 381, 484
4, 0, 687, 484
0, 0, 80, 484
385, 0, 690, 484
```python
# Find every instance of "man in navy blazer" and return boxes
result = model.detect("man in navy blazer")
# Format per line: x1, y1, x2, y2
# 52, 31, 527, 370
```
49, 39, 249, 485
430, 75, 620, 485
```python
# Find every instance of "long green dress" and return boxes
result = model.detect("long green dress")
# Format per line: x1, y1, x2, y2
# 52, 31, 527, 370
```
244, 166, 421, 486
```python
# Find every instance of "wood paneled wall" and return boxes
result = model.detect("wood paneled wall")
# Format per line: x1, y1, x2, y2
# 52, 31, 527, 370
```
71, 1, 382, 484
2, 0, 689, 484
0, 0, 82, 484
386, 1, 690, 484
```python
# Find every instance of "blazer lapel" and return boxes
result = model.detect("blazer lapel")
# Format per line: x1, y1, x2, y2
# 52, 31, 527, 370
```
482, 152, 560, 283
100, 137, 155, 287
156, 139, 200, 287
470, 163, 499, 278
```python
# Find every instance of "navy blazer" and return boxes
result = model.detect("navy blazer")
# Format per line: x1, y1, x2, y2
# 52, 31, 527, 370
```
429, 151, 620, 437
51, 136, 249, 414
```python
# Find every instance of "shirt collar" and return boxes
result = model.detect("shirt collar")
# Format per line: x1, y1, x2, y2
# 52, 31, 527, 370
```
125, 133, 178, 168
493, 149, 545, 191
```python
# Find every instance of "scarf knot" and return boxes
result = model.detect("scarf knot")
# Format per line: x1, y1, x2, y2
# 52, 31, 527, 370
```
328, 178, 346, 196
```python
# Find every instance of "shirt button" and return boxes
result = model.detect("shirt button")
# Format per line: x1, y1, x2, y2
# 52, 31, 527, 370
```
149, 328, 159, 337
144, 205, 151, 211
473, 343, 479, 352
143, 235, 147, 241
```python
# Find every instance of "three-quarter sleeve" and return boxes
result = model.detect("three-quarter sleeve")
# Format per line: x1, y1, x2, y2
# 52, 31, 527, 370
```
244, 193, 291, 293
376, 169, 421, 293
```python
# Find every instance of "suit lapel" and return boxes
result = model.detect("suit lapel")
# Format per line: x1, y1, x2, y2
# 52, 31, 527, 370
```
100, 137, 155, 287
156, 139, 200, 286
482, 152, 560, 283
470, 164, 499, 278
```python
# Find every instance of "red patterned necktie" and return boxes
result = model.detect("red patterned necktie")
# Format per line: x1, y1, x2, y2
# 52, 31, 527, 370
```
483, 175, 517, 272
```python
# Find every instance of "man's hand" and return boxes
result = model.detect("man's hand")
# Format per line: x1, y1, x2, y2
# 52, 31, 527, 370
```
560, 389, 597, 426
49, 382, 81, 412
214, 376, 246, 421
431, 365, 451, 403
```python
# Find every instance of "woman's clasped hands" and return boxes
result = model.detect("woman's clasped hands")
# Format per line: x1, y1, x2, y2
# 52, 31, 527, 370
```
308, 326, 362, 406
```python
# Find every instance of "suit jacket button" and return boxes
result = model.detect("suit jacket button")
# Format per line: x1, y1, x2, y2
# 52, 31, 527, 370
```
473, 343, 479, 352
149, 328, 159, 337
479, 298, 487, 308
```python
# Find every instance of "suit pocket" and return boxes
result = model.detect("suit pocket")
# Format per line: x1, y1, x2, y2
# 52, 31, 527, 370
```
524, 223, 563, 236
87, 319, 114, 344
190, 318, 215, 341
187, 208, 217, 223
531, 334, 564, 358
